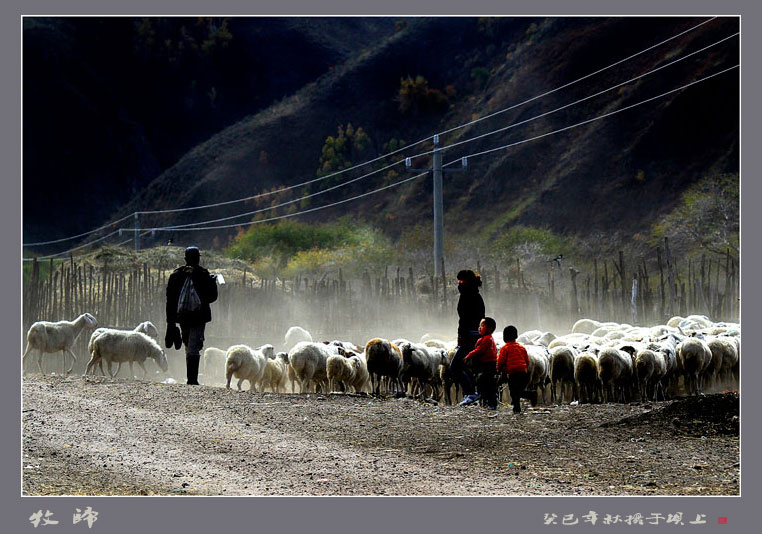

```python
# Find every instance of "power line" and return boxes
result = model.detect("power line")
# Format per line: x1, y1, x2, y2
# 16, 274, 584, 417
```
442, 65, 739, 166
436, 16, 718, 139
436, 33, 739, 155
121, 64, 738, 235
130, 171, 429, 232
23, 213, 135, 247
22, 229, 122, 261
22, 17, 718, 248
147, 157, 408, 230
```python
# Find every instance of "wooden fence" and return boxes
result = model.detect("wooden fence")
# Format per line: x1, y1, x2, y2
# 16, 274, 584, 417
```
22, 241, 739, 376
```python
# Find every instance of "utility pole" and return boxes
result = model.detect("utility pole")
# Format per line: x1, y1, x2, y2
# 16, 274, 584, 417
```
432, 135, 444, 278
134, 212, 139, 251
407, 134, 467, 277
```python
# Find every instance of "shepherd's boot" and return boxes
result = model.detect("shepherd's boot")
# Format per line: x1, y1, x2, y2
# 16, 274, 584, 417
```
186, 354, 200, 385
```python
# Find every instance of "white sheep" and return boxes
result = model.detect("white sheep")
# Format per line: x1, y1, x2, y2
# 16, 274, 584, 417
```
23, 313, 98, 375
525, 344, 551, 405
597, 347, 634, 403
682, 314, 714, 331
259, 343, 276, 360
85, 330, 168, 379
284, 326, 312, 352
288, 341, 333, 393
441, 347, 460, 405
720, 334, 740, 387
646, 335, 680, 397
706, 336, 739, 390
677, 337, 713, 396
422, 338, 454, 351
326, 354, 355, 392
574, 352, 600, 404
347, 354, 371, 394
591, 326, 615, 338
548, 333, 590, 350
535, 331, 557, 347
634, 348, 667, 401
549, 345, 577, 404
571, 318, 602, 335
666, 316, 685, 328
516, 329, 542, 345
399, 342, 446, 400
202, 347, 228, 385
260, 352, 289, 393
420, 332, 454, 345
225, 344, 266, 392
87, 321, 160, 377
325, 340, 362, 358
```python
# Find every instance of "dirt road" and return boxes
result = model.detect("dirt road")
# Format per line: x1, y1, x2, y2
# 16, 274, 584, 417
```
21, 375, 739, 496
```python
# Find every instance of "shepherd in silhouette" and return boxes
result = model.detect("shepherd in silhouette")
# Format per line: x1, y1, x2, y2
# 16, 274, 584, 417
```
165, 246, 218, 385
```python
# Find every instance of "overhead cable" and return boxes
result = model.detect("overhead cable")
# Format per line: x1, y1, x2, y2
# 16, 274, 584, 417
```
436, 16, 718, 138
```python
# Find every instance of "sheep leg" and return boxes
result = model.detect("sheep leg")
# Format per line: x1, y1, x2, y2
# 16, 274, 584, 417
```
84, 354, 99, 376
237, 378, 243, 391
129, 361, 136, 380
37, 353, 45, 375
107, 361, 115, 379
301, 366, 315, 395
22, 344, 34, 375
65, 348, 78, 374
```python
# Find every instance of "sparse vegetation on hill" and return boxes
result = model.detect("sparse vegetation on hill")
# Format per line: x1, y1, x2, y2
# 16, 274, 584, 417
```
224, 219, 394, 276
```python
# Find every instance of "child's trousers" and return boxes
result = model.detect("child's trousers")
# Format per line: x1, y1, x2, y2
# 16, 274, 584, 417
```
474, 363, 498, 408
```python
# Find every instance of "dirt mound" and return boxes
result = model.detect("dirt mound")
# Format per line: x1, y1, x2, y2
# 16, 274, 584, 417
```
602, 393, 739, 436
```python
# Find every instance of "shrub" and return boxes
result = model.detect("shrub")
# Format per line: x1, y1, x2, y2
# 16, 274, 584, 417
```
488, 226, 572, 262
225, 219, 394, 276
649, 173, 739, 257
316, 123, 372, 185
471, 67, 490, 89
397, 75, 450, 115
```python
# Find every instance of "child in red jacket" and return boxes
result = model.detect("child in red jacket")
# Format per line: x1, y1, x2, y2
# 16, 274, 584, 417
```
460, 317, 498, 410
496, 325, 530, 414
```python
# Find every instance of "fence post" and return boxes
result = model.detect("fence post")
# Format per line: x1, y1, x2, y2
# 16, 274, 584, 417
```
570, 267, 579, 317
440, 258, 447, 312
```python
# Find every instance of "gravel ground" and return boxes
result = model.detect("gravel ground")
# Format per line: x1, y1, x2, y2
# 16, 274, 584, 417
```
21, 375, 739, 496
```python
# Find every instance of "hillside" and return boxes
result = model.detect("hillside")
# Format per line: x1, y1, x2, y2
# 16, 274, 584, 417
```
23, 17, 739, 257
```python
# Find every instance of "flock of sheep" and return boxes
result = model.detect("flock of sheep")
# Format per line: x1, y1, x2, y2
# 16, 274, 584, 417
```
21, 313, 740, 408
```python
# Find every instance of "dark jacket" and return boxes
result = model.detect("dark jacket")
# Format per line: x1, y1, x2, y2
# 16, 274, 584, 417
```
456, 286, 485, 336
166, 265, 218, 325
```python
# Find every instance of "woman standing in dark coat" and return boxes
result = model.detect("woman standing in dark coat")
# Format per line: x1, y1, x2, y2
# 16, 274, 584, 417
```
447, 269, 485, 399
